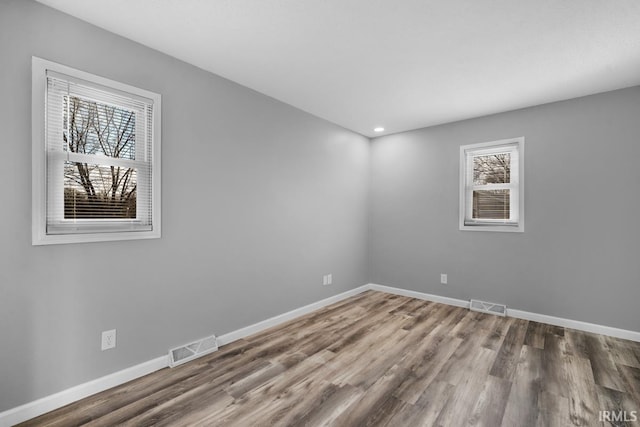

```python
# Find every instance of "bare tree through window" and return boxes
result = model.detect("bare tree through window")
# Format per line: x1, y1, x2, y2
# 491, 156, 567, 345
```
63, 96, 137, 219
472, 153, 510, 219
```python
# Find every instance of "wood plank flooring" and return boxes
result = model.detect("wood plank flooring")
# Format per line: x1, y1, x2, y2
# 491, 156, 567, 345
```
19, 291, 640, 426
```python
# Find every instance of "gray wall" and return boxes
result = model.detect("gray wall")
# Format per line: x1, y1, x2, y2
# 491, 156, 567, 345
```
370, 86, 640, 333
0, 0, 369, 411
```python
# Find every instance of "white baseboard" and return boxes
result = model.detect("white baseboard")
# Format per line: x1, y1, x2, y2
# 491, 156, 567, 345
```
507, 308, 640, 342
0, 356, 168, 427
368, 283, 640, 342
216, 285, 370, 346
368, 283, 470, 308
0, 285, 370, 427
4, 282, 638, 426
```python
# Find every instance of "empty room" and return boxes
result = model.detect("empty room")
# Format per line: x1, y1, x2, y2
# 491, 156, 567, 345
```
1, 0, 639, 426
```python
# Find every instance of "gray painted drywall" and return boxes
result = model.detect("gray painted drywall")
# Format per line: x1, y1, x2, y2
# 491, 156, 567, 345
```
370, 86, 640, 333
0, 0, 369, 411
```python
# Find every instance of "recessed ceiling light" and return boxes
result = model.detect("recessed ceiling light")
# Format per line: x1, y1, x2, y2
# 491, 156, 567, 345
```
374, 127, 385, 132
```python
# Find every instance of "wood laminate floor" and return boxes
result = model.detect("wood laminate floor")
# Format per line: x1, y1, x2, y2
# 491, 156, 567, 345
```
19, 291, 640, 426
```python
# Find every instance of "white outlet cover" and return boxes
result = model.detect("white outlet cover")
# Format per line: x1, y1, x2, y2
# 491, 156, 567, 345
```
323, 274, 332, 286
101, 329, 116, 351
440, 274, 447, 284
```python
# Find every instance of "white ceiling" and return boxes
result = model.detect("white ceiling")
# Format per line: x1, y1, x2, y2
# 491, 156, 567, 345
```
36, 0, 640, 137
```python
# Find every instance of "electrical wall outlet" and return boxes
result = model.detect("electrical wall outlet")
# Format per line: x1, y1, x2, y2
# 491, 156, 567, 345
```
440, 273, 448, 284
322, 274, 333, 286
101, 329, 116, 351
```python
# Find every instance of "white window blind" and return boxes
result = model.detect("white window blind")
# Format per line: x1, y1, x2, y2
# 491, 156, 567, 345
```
33, 57, 161, 244
459, 138, 524, 232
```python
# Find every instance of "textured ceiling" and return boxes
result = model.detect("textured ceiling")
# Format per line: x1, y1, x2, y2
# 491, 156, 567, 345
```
36, 0, 640, 137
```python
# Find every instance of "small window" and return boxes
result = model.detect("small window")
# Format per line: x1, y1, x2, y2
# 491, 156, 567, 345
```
32, 57, 161, 245
459, 137, 524, 232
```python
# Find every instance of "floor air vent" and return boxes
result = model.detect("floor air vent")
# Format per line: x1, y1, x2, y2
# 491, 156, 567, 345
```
470, 299, 507, 316
169, 334, 218, 367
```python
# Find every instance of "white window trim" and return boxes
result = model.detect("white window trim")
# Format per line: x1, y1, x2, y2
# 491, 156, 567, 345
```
32, 57, 162, 245
459, 137, 524, 233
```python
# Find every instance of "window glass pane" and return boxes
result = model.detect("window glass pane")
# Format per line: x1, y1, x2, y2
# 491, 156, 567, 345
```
473, 189, 510, 219
64, 162, 137, 219
63, 96, 136, 160
473, 153, 510, 185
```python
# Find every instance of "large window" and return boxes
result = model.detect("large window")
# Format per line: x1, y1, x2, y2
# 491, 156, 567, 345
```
459, 137, 524, 232
32, 57, 161, 245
